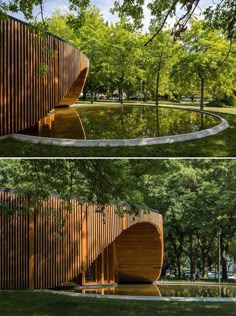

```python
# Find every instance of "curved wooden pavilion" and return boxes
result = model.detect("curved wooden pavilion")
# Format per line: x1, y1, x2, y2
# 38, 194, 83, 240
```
0, 190, 163, 289
0, 16, 89, 136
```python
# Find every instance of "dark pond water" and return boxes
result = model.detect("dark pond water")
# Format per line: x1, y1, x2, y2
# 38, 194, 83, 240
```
70, 284, 236, 298
20, 105, 219, 140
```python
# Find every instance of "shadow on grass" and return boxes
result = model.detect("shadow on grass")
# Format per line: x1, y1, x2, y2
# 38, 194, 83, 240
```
0, 291, 236, 316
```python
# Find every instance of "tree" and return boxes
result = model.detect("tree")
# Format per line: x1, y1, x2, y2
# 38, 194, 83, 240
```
172, 20, 235, 110
139, 160, 236, 280
46, 10, 79, 45
113, 0, 236, 43
142, 31, 182, 105
74, 8, 111, 103
108, 20, 143, 104
47, 8, 112, 103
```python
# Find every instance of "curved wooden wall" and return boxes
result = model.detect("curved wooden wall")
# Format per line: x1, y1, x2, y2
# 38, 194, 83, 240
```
0, 191, 163, 289
115, 222, 163, 283
0, 17, 89, 136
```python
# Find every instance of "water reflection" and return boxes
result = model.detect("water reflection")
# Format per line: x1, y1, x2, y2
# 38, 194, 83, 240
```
70, 283, 236, 298
157, 284, 236, 298
20, 105, 219, 140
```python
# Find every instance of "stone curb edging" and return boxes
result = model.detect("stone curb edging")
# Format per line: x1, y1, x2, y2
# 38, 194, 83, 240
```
156, 281, 236, 286
2, 105, 229, 148
37, 289, 236, 302
0, 135, 9, 141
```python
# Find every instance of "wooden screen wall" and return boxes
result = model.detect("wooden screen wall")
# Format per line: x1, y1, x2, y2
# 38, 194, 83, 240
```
0, 17, 89, 136
0, 191, 163, 289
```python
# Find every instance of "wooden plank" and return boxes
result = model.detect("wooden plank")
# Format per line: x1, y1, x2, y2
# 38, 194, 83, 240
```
96, 252, 104, 284
29, 207, 34, 288
81, 204, 87, 285
108, 243, 114, 283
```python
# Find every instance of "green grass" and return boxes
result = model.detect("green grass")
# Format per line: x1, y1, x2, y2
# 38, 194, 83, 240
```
0, 105, 235, 157
0, 291, 235, 316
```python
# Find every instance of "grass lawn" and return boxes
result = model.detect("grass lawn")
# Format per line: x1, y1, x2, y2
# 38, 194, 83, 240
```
0, 104, 235, 157
0, 291, 236, 316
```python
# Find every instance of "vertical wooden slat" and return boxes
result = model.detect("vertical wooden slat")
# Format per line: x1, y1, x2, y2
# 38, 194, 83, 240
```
108, 243, 115, 283
29, 208, 34, 289
0, 193, 163, 289
81, 204, 87, 285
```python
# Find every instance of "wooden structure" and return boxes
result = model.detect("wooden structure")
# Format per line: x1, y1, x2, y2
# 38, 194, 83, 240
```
0, 16, 89, 136
0, 190, 163, 289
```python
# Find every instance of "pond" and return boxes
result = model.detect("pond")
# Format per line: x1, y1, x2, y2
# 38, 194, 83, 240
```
19, 104, 220, 140
66, 283, 236, 298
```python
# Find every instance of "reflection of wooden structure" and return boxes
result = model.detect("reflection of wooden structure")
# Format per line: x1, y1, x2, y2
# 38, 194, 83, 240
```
38, 113, 55, 130
0, 190, 163, 289
0, 16, 89, 136
35, 108, 86, 139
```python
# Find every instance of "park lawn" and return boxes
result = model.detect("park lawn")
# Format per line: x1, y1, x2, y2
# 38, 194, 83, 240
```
0, 105, 235, 157
0, 291, 236, 316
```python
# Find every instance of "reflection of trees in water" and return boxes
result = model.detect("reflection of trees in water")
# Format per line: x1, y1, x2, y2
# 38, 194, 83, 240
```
200, 113, 204, 130
83, 284, 236, 298
74, 106, 218, 139
158, 285, 236, 297
120, 105, 125, 132
155, 107, 160, 137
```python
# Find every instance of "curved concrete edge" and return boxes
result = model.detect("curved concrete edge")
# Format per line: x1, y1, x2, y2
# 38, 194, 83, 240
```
4, 106, 229, 148
0, 135, 9, 140
33, 289, 236, 302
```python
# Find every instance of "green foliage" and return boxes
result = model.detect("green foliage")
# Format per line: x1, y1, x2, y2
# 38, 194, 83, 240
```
0, 0, 90, 25
46, 7, 235, 105
38, 62, 49, 77
204, 0, 236, 41
172, 20, 236, 107
207, 96, 236, 107
113, 0, 236, 41
1, 0, 235, 44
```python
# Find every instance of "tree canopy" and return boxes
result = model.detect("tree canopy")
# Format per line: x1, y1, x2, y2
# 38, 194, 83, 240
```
46, 9, 235, 106
1, 0, 235, 43
113, 0, 236, 43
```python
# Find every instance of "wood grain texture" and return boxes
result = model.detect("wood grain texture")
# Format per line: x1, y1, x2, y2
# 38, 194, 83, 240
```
114, 222, 163, 283
0, 191, 163, 289
0, 17, 89, 136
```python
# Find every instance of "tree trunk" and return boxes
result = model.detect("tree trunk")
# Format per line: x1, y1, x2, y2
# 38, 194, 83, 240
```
90, 88, 94, 104
190, 235, 196, 281
221, 238, 228, 280
200, 77, 205, 111
155, 62, 161, 106
143, 81, 146, 102
155, 107, 160, 136
161, 258, 168, 276
120, 87, 123, 105
177, 255, 182, 278
82, 86, 87, 100
202, 248, 209, 278
169, 231, 184, 278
